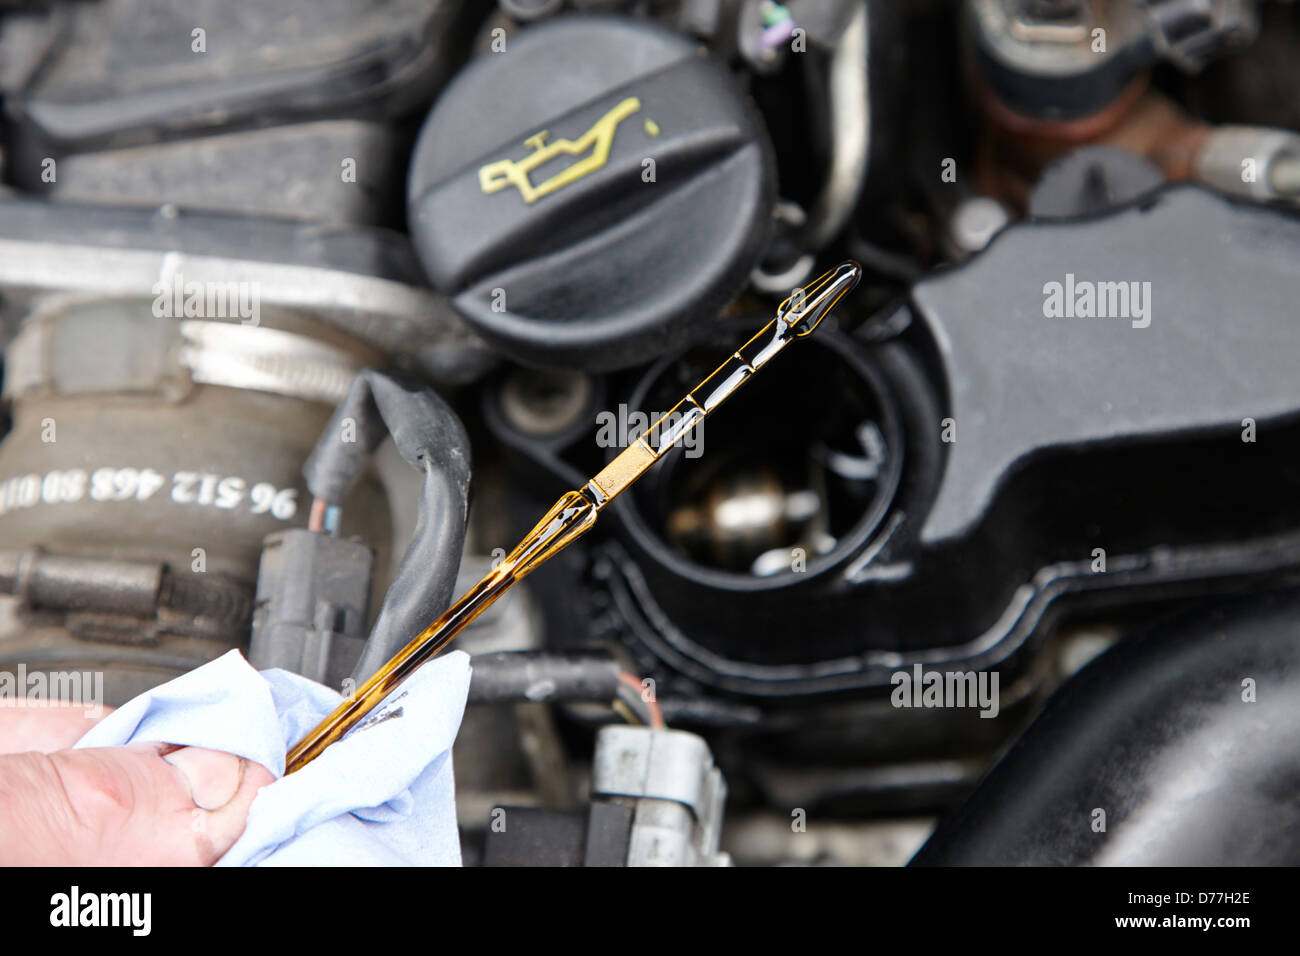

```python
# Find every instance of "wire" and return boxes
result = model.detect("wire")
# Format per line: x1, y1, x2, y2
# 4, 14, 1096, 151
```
307, 496, 328, 532
617, 670, 665, 729
300, 370, 472, 683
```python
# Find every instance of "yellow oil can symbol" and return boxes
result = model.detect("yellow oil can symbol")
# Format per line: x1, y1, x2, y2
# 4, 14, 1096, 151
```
479, 96, 646, 204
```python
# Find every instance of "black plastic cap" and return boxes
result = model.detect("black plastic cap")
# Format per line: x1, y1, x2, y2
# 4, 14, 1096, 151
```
407, 15, 775, 371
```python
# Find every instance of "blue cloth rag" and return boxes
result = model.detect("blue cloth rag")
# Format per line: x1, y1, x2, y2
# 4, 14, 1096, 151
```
72, 648, 471, 866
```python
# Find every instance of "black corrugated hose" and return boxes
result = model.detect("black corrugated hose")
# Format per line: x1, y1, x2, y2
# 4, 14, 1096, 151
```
302, 369, 471, 683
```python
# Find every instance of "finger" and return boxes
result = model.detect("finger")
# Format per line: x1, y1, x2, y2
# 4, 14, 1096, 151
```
160, 745, 276, 864
163, 746, 246, 810
0, 742, 273, 866
0, 701, 116, 755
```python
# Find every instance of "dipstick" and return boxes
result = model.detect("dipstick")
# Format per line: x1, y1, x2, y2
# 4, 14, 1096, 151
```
285, 262, 862, 774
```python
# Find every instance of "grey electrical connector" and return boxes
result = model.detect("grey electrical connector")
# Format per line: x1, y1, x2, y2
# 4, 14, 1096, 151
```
248, 529, 373, 689
592, 725, 731, 867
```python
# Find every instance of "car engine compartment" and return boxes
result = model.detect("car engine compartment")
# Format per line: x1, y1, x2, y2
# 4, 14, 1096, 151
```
2, 0, 1300, 866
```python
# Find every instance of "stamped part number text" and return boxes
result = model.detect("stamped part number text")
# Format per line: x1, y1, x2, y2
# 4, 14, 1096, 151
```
0, 467, 299, 520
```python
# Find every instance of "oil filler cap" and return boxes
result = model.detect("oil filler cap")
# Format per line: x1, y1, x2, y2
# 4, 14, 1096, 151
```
407, 15, 774, 371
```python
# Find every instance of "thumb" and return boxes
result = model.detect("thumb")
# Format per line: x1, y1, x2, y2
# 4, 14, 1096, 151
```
0, 742, 274, 866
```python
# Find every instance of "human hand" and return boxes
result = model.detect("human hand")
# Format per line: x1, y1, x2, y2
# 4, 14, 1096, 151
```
0, 703, 274, 865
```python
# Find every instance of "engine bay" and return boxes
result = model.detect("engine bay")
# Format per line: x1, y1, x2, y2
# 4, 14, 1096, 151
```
2, 0, 1299, 868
